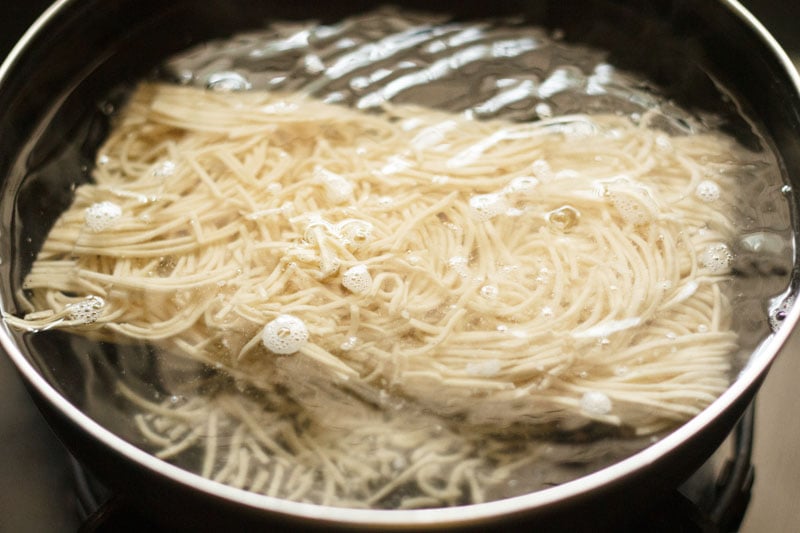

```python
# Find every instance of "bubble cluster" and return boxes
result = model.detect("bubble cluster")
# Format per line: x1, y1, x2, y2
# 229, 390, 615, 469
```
580, 390, 613, 416
337, 219, 373, 247
700, 243, 733, 273
342, 264, 373, 294
84, 201, 122, 232
607, 184, 656, 226
262, 314, 309, 354
469, 193, 507, 221
66, 296, 105, 324
695, 180, 720, 202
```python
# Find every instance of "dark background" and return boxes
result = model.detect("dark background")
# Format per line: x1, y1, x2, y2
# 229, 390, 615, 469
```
0, 1, 798, 531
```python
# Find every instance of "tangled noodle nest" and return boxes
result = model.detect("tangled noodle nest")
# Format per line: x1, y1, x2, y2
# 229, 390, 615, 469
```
6, 82, 749, 506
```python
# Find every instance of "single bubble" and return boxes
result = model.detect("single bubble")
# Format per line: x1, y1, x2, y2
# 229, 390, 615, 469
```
206, 71, 252, 92
480, 284, 499, 299
546, 205, 580, 232
654, 134, 672, 151
505, 176, 539, 193
535, 102, 553, 118
769, 294, 794, 331
580, 391, 613, 415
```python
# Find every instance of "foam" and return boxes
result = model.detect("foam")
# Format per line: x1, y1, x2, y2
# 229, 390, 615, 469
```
580, 390, 613, 415
700, 243, 733, 273
261, 314, 309, 354
469, 193, 507, 221
84, 201, 122, 232
695, 180, 720, 202
342, 265, 372, 294
66, 295, 105, 324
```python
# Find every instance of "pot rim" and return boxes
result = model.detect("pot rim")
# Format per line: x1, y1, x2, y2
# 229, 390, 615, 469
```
0, 0, 798, 527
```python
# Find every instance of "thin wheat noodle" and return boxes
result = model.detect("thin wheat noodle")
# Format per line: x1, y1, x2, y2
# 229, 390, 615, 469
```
7, 82, 754, 507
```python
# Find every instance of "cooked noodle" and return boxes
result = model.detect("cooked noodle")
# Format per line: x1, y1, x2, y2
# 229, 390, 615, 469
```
6, 82, 750, 506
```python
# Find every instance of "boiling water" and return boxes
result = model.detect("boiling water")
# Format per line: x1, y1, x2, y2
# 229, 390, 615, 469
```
6, 7, 795, 509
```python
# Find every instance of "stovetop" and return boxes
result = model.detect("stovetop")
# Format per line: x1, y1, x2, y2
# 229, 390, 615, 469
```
1, 1, 799, 531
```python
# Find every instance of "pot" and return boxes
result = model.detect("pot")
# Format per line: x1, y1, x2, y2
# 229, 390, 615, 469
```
0, 0, 798, 530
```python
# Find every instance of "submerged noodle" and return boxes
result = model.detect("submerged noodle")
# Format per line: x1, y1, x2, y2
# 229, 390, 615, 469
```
7, 82, 751, 506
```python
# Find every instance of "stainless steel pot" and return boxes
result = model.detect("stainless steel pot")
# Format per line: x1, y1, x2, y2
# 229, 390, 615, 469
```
0, 0, 798, 530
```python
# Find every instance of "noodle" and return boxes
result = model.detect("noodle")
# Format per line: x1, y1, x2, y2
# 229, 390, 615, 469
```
5, 81, 752, 506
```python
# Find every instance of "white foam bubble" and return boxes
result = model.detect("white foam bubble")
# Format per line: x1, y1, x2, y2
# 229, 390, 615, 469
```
700, 243, 733, 273
606, 181, 658, 226
448, 256, 470, 278
469, 193, 507, 221
504, 176, 539, 194
654, 134, 672, 151
480, 284, 499, 299
535, 102, 553, 118
336, 219, 373, 247
66, 296, 105, 324
84, 201, 122, 232
261, 314, 309, 354
695, 180, 721, 202
342, 264, 372, 294
580, 391, 613, 416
